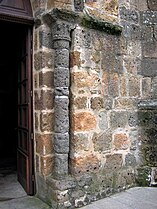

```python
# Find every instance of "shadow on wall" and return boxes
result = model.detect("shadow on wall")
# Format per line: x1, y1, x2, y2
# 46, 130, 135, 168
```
137, 100, 157, 186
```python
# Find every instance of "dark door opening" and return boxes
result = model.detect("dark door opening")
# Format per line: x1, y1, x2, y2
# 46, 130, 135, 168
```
0, 20, 34, 195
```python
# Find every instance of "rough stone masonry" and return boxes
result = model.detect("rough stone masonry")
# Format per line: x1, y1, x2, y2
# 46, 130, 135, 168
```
32, 0, 157, 208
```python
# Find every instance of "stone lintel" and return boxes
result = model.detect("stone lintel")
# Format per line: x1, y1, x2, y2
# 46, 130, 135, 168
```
138, 100, 157, 110
41, 8, 122, 35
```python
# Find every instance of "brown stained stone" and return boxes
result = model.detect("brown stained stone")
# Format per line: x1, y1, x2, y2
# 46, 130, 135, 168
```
113, 133, 130, 150
73, 96, 87, 109
39, 71, 54, 88
91, 97, 104, 110
120, 76, 127, 97
40, 112, 54, 132
92, 132, 112, 152
47, 0, 55, 9
70, 154, 100, 175
35, 90, 54, 110
34, 51, 53, 71
102, 72, 109, 96
91, 50, 101, 64
70, 51, 81, 68
72, 112, 97, 132
105, 154, 123, 171
35, 133, 53, 156
72, 71, 99, 88
108, 73, 119, 97
129, 76, 140, 97
104, 0, 118, 15
114, 98, 136, 109
40, 155, 54, 176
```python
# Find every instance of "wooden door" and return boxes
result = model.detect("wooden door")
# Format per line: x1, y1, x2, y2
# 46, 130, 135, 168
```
17, 26, 34, 195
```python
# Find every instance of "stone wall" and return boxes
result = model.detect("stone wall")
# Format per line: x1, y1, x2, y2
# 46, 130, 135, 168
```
32, 0, 157, 208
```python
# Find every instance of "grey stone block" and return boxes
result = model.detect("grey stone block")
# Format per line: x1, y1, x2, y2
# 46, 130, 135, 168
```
54, 154, 69, 176
140, 58, 157, 77
54, 49, 69, 68
54, 67, 69, 87
141, 11, 157, 25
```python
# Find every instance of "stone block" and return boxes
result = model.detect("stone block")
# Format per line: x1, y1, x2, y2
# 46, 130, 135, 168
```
110, 111, 128, 129
121, 22, 141, 40
114, 98, 136, 109
140, 58, 157, 77
54, 97, 69, 133
54, 154, 69, 176
39, 29, 53, 49
41, 155, 54, 176
104, 154, 123, 171
71, 71, 99, 88
70, 154, 100, 175
34, 51, 54, 71
91, 97, 104, 110
55, 49, 69, 68
119, 7, 139, 24
141, 11, 157, 25
35, 133, 53, 155
53, 40, 70, 49
128, 76, 140, 97
54, 139, 69, 154
40, 111, 54, 132
92, 132, 112, 152
141, 25, 154, 41
125, 153, 136, 166
72, 112, 97, 132
73, 96, 87, 109
128, 112, 138, 127
98, 111, 108, 130
35, 90, 54, 110
143, 41, 157, 58
70, 51, 81, 68
113, 133, 130, 150
54, 67, 69, 87
39, 71, 54, 88
147, 0, 157, 10
142, 77, 152, 98
70, 133, 90, 153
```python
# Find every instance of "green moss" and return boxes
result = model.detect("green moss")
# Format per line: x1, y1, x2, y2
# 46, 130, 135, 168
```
136, 167, 151, 186
81, 15, 122, 35
42, 8, 122, 35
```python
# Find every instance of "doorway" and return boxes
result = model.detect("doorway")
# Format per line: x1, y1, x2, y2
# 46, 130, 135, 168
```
0, 20, 34, 195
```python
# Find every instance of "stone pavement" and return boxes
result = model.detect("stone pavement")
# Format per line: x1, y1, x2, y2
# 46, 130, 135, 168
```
0, 169, 157, 209
81, 187, 157, 209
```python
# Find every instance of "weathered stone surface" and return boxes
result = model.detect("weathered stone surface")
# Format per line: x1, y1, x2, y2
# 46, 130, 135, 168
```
98, 111, 108, 130
40, 112, 54, 132
36, 133, 53, 155
39, 29, 53, 49
128, 76, 140, 97
70, 133, 90, 153
35, 90, 54, 110
119, 7, 139, 24
72, 71, 99, 88
70, 154, 100, 175
91, 97, 104, 110
114, 98, 136, 109
113, 133, 130, 150
125, 153, 136, 166
39, 71, 54, 88
72, 112, 97, 132
70, 51, 81, 67
41, 155, 54, 176
147, 0, 157, 10
104, 154, 123, 171
92, 132, 112, 152
141, 11, 157, 25
54, 97, 69, 133
73, 96, 87, 109
54, 154, 69, 176
110, 111, 128, 129
54, 67, 69, 87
